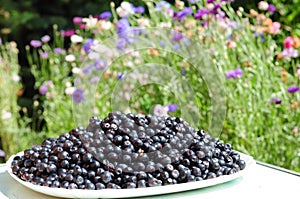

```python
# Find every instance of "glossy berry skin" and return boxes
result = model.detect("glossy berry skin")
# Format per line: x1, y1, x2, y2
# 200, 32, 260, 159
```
11, 112, 246, 190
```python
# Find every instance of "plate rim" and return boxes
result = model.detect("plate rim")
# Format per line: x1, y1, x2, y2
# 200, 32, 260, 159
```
6, 151, 255, 198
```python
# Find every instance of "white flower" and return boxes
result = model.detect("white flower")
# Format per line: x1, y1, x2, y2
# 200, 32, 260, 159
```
159, 22, 172, 28
82, 16, 98, 28
153, 104, 169, 117
116, 2, 134, 18
2, 110, 12, 120
99, 21, 112, 30
175, 0, 185, 10
91, 43, 119, 59
65, 54, 76, 62
206, 3, 214, 10
72, 67, 81, 74
65, 87, 76, 95
71, 35, 83, 43
125, 61, 134, 67
65, 81, 72, 87
137, 17, 150, 27
258, 1, 269, 11
12, 75, 20, 82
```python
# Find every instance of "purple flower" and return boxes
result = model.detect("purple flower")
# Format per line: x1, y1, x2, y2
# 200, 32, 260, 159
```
234, 68, 243, 77
287, 86, 300, 93
168, 104, 178, 112
116, 18, 131, 38
117, 73, 123, 80
74, 78, 81, 85
100, 11, 112, 19
226, 68, 243, 79
183, 38, 191, 46
172, 31, 184, 42
30, 40, 42, 48
155, 1, 171, 12
174, 7, 193, 21
270, 97, 281, 104
188, 0, 200, 4
94, 59, 107, 70
207, 0, 215, 3
91, 76, 100, 83
174, 43, 181, 50
160, 40, 165, 47
132, 27, 146, 35
40, 52, 49, 59
181, 69, 187, 75
194, 9, 210, 19
82, 66, 93, 76
83, 38, 94, 53
211, 4, 221, 14
54, 47, 65, 54
268, 4, 276, 14
225, 70, 236, 79
134, 6, 145, 14
254, 32, 266, 42
227, 34, 233, 39
39, 85, 48, 95
72, 88, 85, 103
220, 0, 234, 2
117, 38, 127, 50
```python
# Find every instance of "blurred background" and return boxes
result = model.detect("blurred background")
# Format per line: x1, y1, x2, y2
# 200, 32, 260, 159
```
0, 0, 299, 107
0, 0, 299, 170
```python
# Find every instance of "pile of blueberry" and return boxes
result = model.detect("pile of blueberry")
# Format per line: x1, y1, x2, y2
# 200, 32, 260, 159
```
11, 111, 246, 190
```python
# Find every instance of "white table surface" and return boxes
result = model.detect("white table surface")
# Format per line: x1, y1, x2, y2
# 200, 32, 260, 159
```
0, 161, 299, 199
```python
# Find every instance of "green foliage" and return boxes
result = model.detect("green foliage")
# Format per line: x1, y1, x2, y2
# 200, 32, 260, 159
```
0, 0, 299, 172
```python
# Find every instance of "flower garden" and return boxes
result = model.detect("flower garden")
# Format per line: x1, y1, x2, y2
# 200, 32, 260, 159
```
0, 0, 299, 172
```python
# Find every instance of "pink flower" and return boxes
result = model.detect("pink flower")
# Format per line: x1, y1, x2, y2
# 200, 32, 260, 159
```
41, 35, 50, 43
270, 22, 280, 34
30, 40, 42, 48
284, 36, 293, 49
79, 24, 86, 29
39, 85, 48, 95
293, 127, 298, 135
73, 17, 82, 24
282, 48, 298, 59
61, 29, 75, 37
296, 68, 300, 77
40, 52, 49, 59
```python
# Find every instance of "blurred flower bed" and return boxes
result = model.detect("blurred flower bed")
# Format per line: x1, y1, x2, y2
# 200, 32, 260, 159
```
0, 0, 299, 171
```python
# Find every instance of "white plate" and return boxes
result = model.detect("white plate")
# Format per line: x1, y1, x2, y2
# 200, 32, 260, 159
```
6, 152, 255, 198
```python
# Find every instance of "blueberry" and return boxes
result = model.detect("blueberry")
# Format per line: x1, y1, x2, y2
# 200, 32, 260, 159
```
74, 175, 84, 185
68, 183, 78, 189
95, 182, 106, 190
100, 171, 112, 184
85, 182, 96, 190
137, 179, 147, 188
47, 163, 57, 173
237, 159, 246, 170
